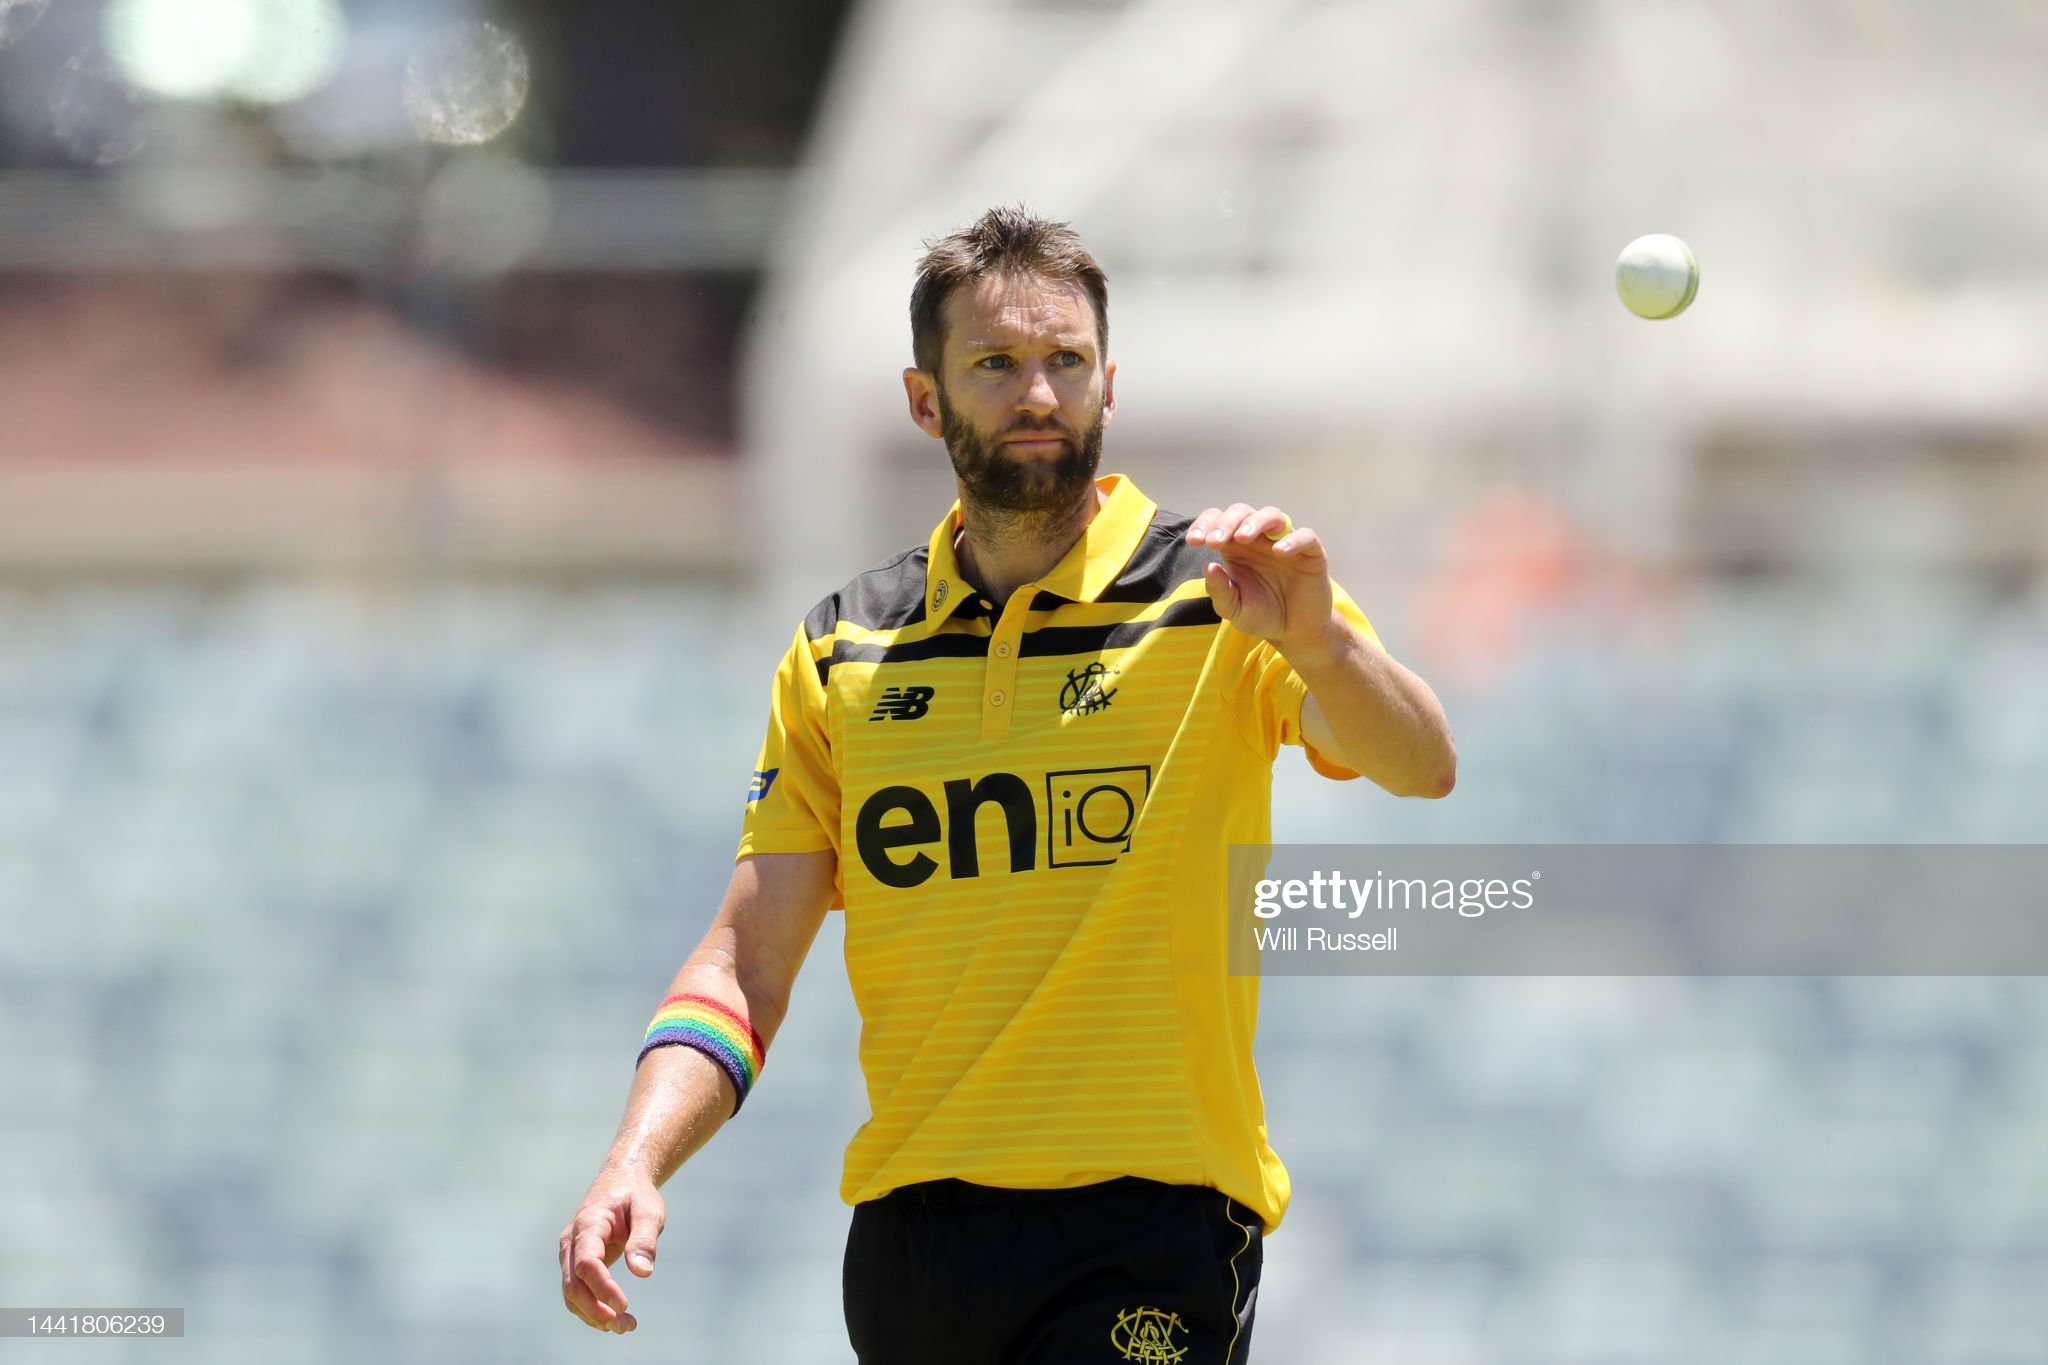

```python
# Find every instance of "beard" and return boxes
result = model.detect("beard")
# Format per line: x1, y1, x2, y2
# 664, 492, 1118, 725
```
937, 387, 1105, 518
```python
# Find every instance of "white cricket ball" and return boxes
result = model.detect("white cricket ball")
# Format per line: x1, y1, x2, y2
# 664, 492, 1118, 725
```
1615, 233, 1699, 320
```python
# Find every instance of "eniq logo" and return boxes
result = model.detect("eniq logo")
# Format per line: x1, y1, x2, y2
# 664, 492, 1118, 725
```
853, 765, 1152, 888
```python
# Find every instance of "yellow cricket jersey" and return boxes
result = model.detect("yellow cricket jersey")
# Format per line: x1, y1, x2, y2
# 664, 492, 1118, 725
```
737, 474, 1378, 1232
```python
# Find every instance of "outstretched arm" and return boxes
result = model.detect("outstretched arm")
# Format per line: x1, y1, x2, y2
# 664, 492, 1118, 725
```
1293, 622, 1456, 799
558, 849, 837, 1334
1189, 502, 1457, 799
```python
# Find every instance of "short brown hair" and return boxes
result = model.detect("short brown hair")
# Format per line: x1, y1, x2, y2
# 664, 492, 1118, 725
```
909, 206, 1109, 376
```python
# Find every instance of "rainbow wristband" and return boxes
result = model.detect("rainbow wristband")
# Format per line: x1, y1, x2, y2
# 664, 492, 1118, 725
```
637, 993, 766, 1116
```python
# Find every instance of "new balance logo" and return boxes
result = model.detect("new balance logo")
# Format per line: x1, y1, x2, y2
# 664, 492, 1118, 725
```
868, 685, 935, 721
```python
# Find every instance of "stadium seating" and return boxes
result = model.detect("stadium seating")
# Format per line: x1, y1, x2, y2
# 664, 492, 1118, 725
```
4, 580, 2047, 1362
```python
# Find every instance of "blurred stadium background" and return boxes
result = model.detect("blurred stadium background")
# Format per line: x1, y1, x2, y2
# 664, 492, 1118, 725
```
4, 0, 2048, 1361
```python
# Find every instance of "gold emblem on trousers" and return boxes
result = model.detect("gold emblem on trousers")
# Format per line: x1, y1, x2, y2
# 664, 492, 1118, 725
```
1110, 1306, 1189, 1362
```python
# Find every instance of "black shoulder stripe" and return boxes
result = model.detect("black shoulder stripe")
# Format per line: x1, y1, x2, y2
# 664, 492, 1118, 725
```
802, 544, 932, 646
838, 545, 932, 631
806, 509, 1220, 682
834, 545, 931, 632
803, 544, 932, 688
1019, 596, 1220, 657
1094, 513, 1216, 604
819, 584, 1219, 678
802, 596, 840, 645
829, 633, 990, 671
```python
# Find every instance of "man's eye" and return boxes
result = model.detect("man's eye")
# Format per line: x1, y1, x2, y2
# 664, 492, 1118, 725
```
976, 355, 1011, 371
1052, 351, 1083, 367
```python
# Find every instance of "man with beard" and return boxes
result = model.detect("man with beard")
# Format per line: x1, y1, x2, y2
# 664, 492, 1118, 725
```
559, 207, 1458, 1363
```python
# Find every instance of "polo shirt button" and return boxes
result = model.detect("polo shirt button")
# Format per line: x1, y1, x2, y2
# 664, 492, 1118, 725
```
990, 690, 1007, 707
995, 642, 1013, 658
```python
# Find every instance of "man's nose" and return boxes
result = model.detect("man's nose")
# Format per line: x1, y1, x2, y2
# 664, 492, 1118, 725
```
1018, 366, 1059, 415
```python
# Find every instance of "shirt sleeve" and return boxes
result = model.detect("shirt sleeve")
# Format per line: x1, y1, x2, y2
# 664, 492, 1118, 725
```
1228, 579, 1382, 779
736, 621, 841, 861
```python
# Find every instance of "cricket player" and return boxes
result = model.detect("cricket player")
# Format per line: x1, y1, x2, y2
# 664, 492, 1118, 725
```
560, 206, 1457, 1363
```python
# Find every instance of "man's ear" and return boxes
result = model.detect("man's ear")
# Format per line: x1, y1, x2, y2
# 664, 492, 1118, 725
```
903, 368, 945, 439
1101, 359, 1116, 427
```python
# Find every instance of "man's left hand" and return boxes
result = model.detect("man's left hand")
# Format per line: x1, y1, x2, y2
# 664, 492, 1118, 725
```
1187, 503, 1334, 655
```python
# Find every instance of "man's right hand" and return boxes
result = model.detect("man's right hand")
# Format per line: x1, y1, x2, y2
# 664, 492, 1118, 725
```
559, 1167, 666, 1334
555, 854, 835, 1335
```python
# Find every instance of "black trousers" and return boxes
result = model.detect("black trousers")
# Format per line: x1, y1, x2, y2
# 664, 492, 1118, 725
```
843, 1176, 1262, 1364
